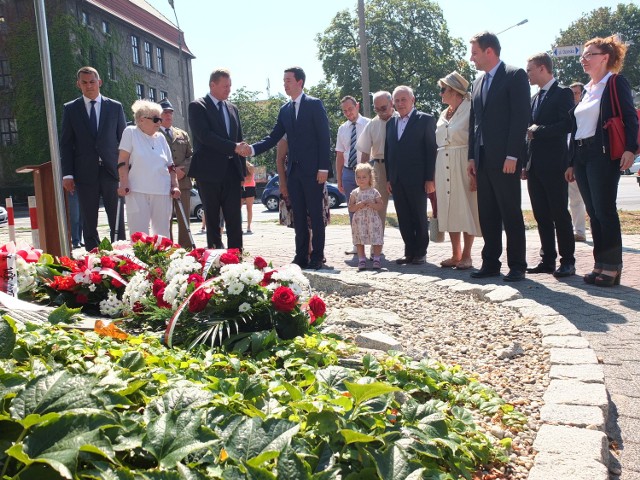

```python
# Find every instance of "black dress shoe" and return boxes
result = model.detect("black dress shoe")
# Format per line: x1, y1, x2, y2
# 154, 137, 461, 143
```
411, 255, 426, 265
553, 264, 576, 278
526, 263, 555, 274
470, 268, 501, 279
396, 256, 413, 265
305, 261, 334, 271
292, 258, 308, 269
504, 270, 525, 282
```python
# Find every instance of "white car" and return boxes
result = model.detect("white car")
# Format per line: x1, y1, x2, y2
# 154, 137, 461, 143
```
0, 206, 7, 224
626, 156, 640, 175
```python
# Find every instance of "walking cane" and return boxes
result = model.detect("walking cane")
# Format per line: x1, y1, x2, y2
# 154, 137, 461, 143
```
114, 196, 123, 242
173, 198, 196, 249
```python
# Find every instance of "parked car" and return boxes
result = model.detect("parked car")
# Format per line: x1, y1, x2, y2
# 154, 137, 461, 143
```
624, 156, 640, 175
189, 189, 204, 221
260, 175, 346, 212
0, 206, 7, 224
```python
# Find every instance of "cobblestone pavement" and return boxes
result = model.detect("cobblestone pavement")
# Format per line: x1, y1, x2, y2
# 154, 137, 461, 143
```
3, 212, 639, 479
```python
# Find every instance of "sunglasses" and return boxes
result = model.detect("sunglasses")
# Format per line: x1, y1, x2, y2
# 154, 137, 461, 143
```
145, 116, 162, 123
440, 86, 448, 93
373, 105, 389, 113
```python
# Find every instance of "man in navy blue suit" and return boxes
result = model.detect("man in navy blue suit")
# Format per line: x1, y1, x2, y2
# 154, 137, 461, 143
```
60, 66, 126, 251
250, 67, 332, 270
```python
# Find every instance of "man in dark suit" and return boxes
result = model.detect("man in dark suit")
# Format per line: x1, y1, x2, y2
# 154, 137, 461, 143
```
467, 32, 530, 282
188, 68, 247, 250
384, 85, 437, 265
524, 53, 576, 277
60, 66, 126, 251
250, 67, 332, 270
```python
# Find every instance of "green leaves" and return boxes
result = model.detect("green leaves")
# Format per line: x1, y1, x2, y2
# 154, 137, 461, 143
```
48, 304, 82, 325
0, 315, 17, 358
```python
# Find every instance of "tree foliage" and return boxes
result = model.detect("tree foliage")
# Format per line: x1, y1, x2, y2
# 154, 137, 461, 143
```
553, 3, 640, 91
315, 0, 473, 115
0, 0, 136, 187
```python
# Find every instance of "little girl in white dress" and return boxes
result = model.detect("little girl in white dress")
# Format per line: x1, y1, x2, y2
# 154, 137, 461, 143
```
348, 163, 384, 270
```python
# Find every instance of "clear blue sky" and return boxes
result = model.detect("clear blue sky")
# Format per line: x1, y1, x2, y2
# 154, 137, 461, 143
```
148, 0, 633, 99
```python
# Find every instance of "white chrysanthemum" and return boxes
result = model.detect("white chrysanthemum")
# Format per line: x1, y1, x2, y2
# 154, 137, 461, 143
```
239, 268, 263, 286
163, 273, 189, 308
122, 271, 151, 309
227, 282, 244, 295
238, 302, 251, 313
71, 248, 88, 260
15, 257, 37, 293
169, 248, 187, 260
99, 291, 124, 317
165, 255, 200, 279
88, 284, 97, 292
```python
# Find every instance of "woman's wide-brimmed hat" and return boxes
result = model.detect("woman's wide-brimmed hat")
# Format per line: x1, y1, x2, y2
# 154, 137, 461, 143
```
438, 71, 470, 96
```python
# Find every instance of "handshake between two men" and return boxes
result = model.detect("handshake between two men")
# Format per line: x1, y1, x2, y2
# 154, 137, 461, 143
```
235, 142, 252, 157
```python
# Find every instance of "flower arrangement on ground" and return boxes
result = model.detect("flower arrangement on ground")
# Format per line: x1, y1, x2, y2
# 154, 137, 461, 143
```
3, 234, 326, 351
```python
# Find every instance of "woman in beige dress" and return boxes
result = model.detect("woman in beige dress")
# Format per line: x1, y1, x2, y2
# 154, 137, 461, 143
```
434, 72, 481, 269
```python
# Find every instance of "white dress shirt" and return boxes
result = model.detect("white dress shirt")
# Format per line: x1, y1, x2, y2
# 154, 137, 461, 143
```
574, 72, 612, 140
336, 114, 370, 163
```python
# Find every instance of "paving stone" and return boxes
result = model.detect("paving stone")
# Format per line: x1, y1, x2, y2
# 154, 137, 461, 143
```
330, 307, 404, 329
533, 424, 608, 462
434, 278, 463, 287
539, 403, 605, 429
520, 304, 560, 317
605, 377, 640, 399
610, 394, 640, 420
617, 417, 640, 443
483, 285, 522, 303
529, 452, 609, 480
501, 298, 539, 309
549, 364, 605, 383
619, 441, 640, 475
354, 330, 402, 352
538, 321, 581, 336
544, 379, 608, 410
549, 347, 599, 365
542, 335, 590, 348
405, 275, 441, 284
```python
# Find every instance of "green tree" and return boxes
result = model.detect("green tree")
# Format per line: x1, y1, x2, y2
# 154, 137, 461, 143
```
0, 0, 136, 187
315, 0, 473, 115
553, 3, 640, 91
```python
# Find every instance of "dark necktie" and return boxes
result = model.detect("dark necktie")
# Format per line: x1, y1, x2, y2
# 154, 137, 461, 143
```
533, 89, 546, 119
164, 127, 172, 140
348, 122, 358, 168
481, 73, 491, 106
89, 100, 98, 136
217, 100, 228, 135
291, 101, 296, 123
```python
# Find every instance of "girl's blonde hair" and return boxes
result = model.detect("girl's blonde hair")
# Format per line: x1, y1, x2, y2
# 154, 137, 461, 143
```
354, 162, 375, 187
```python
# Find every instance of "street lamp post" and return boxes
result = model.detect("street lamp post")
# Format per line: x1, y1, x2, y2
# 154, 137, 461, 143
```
496, 19, 528, 35
168, 0, 188, 127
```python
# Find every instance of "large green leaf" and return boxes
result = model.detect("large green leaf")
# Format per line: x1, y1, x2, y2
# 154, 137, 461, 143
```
276, 445, 310, 480
10, 371, 103, 419
0, 315, 17, 358
221, 417, 300, 465
6, 413, 115, 479
145, 385, 214, 421
116, 351, 146, 372
344, 381, 400, 406
339, 429, 379, 445
0, 372, 27, 401
142, 409, 214, 468
48, 304, 82, 325
315, 366, 353, 390
372, 445, 423, 480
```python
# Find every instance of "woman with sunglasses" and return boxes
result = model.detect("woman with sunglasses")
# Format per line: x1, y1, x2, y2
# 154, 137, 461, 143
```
566, 36, 638, 287
434, 71, 481, 270
117, 100, 181, 238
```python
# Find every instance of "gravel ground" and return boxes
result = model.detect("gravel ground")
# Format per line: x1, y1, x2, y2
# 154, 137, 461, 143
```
313, 274, 550, 480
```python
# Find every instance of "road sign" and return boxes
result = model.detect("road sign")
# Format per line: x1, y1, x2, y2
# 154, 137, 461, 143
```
553, 45, 582, 57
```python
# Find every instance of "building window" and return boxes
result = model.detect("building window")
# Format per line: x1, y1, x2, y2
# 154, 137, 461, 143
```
148, 87, 157, 102
0, 118, 18, 146
0, 59, 12, 88
81, 11, 90, 26
107, 53, 115, 80
160, 91, 168, 100
102, 20, 110, 34
135, 83, 144, 100
144, 41, 153, 69
131, 35, 140, 64
156, 47, 165, 74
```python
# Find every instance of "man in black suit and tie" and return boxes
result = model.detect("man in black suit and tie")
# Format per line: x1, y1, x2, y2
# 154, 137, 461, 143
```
250, 67, 332, 270
60, 66, 126, 251
524, 53, 576, 277
467, 32, 530, 282
188, 68, 247, 250
384, 85, 437, 265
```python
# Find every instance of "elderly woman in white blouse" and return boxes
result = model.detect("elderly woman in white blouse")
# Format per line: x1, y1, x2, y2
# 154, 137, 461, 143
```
117, 100, 181, 238
434, 71, 481, 270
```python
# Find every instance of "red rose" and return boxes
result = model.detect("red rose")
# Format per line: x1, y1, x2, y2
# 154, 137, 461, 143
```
308, 295, 326, 319
220, 252, 240, 265
254, 256, 268, 270
133, 302, 145, 313
187, 273, 205, 286
76, 293, 89, 304
260, 270, 276, 287
188, 288, 213, 313
131, 232, 146, 243
152, 278, 166, 297
271, 286, 298, 313
158, 236, 175, 250
100, 256, 116, 269
227, 248, 241, 257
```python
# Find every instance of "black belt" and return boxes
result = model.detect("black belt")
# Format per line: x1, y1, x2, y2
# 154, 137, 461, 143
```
372, 158, 385, 163
575, 136, 597, 148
